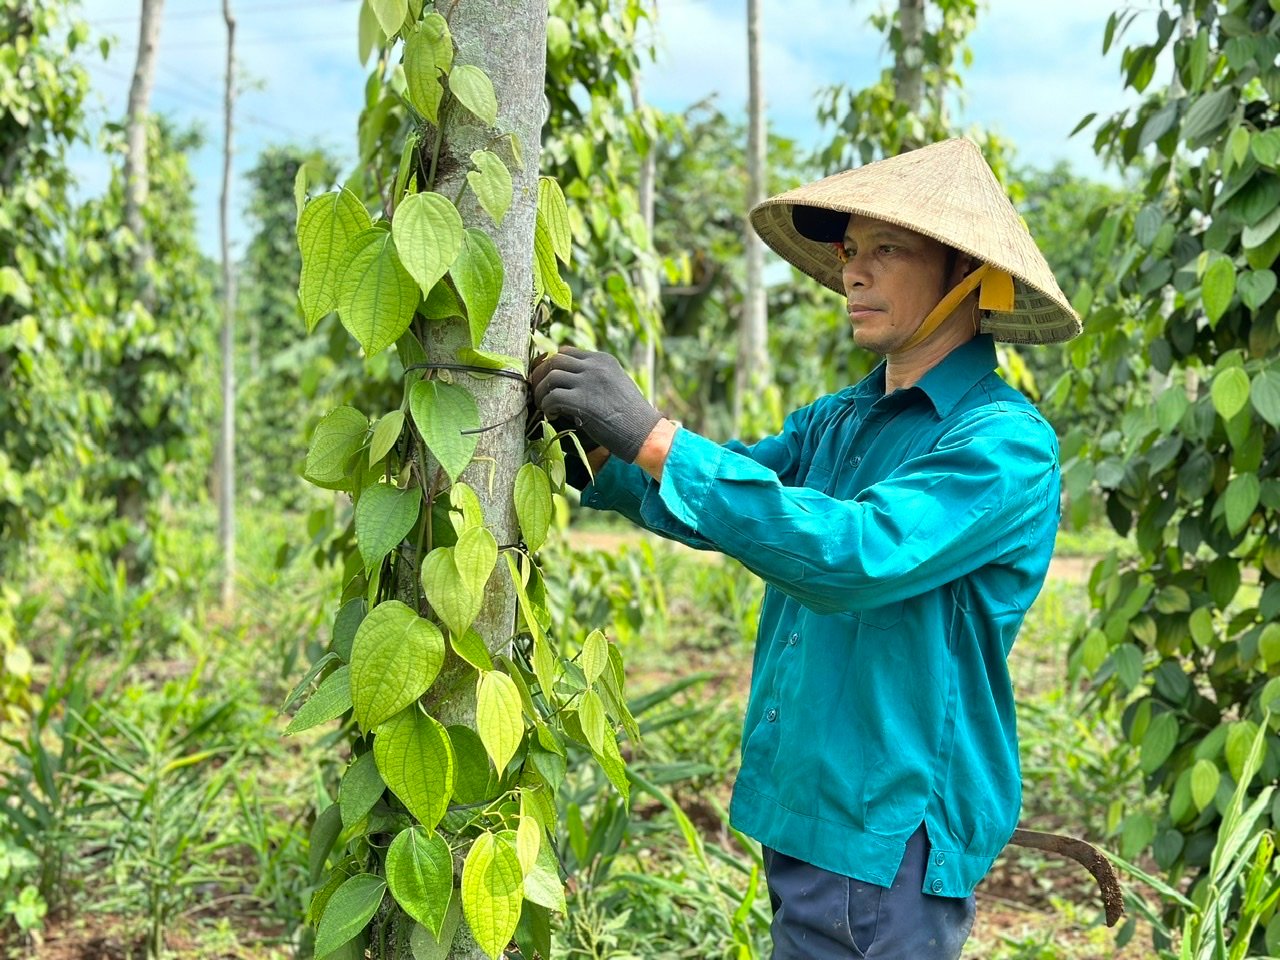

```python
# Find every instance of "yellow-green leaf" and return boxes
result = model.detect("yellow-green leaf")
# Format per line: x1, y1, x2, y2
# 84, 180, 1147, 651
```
533, 219, 570, 310
369, 0, 406, 38
350, 601, 445, 730
522, 841, 566, 913
449, 64, 498, 126
298, 188, 371, 331
1190, 758, 1220, 812
461, 833, 523, 960
515, 813, 539, 876
578, 688, 607, 756
476, 670, 524, 775
467, 150, 513, 227
537, 177, 572, 263
1211, 366, 1251, 420
369, 410, 405, 466
513, 463, 552, 554
581, 630, 608, 686
451, 628, 493, 671
374, 707, 455, 832
337, 229, 420, 356
422, 536, 490, 640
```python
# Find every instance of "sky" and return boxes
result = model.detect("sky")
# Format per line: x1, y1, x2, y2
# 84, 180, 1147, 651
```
73, 0, 1154, 257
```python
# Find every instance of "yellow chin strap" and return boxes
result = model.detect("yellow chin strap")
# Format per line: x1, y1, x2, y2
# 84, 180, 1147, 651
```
898, 263, 1016, 351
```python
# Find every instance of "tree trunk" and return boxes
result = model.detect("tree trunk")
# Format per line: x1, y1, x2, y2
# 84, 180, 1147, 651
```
629, 72, 658, 404
123, 0, 163, 272
894, 0, 925, 115
116, 0, 164, 581
413, 3, 549, 957
735, 0, 769, 434
218, 0, 236, 610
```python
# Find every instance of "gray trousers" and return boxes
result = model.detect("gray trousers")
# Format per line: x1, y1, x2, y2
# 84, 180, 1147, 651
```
762, 825, 976, 959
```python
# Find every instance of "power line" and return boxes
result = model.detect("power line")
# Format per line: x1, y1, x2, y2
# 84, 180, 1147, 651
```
88, 0, 348, 26
94, 64, 309, 140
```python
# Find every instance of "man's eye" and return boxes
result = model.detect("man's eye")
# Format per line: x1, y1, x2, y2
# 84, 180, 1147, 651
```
879, 244, 897, 254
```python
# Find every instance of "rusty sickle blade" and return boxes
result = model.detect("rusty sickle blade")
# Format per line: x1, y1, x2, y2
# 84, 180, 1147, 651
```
1008, 828, 1126, 927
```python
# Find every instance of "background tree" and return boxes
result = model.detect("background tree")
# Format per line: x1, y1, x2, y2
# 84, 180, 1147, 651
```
218, 0, 237, 609
735, 0, 771, 433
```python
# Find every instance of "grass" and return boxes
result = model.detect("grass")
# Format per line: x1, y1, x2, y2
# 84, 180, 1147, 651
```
1, 508, 1147, 959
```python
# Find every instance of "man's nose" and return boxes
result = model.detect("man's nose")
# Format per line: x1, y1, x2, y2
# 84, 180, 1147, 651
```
842, 256, 870, 289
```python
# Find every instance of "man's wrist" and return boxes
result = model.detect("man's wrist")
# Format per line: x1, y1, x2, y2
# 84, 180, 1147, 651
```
634, 418, 677, 480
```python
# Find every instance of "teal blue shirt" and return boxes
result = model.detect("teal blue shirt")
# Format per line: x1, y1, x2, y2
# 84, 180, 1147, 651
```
580, 335, 1060, 896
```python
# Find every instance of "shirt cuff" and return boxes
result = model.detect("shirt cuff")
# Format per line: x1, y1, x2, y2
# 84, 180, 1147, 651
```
653, 427, 724, 531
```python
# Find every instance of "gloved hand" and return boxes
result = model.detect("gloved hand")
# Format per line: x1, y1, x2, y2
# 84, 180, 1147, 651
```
527, 352, 603, 491
530, 346, 662, 464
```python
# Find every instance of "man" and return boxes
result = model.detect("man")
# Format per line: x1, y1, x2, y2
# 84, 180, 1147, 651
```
531, 139, 1080, 959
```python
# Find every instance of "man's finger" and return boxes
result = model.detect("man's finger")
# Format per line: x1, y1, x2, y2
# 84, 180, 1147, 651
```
533, 367, 579, 410
539, 386, 581, 423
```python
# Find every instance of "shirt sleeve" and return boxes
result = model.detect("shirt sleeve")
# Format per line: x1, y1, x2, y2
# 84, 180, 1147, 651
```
579, 399, 823, 550
650, 409, 1059, 615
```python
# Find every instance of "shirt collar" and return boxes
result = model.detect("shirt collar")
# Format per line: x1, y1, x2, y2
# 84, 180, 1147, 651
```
850, 334, 997, 419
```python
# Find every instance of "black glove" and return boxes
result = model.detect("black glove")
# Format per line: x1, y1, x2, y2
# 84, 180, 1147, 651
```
527, 352, 601, 491
530, 346, 662, 464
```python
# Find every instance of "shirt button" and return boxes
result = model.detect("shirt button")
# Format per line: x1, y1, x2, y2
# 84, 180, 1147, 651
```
931, 879, 944, 894
766, 708, 778, 722
934, 853, 945, 867
787, 633, 798, 646
848, 455, 862, 467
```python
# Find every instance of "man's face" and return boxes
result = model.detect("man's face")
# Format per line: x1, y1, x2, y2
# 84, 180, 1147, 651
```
839, 213, 956, 355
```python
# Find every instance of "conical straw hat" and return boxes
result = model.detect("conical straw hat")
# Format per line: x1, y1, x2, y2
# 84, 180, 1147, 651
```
750, 138, 1082, 345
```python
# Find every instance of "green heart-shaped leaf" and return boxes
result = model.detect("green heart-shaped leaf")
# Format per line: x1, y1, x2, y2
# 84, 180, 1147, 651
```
355, 483, 421, 573
298, 188, 371, 331
339, 751, 386, 829
285, 665, 351, 735
1238, 268, 1277, 310
305, 406, 368, 490
374, 707, 455, 832
409, 380, 480, 482
1251, 368, 1280, 426
1201, 257, 1236, 327
337, 229, 420, 356
314, 874, 386, 960
451, 228, 504, 346
386, 825, 454, 937
393, 192, 464, 298
350, 601, 446, 730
